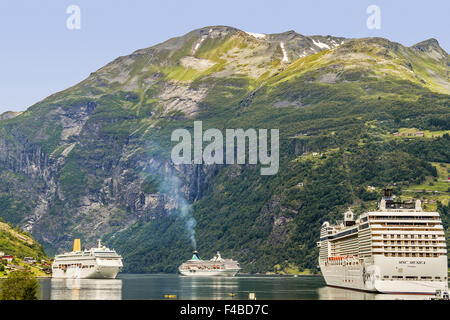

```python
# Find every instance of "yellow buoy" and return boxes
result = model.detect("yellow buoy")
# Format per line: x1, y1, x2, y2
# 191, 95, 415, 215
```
164, 295, 177, 299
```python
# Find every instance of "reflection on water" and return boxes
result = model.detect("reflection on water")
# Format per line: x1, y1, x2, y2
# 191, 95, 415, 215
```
35, 274, 437, 300
317, 286, 429, 300
180, 276, 239, 300
49, 279, 122, 300
120, 274, 323, 300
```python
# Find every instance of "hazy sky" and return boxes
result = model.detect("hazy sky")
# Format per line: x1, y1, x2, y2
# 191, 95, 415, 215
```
0, 0, 448, 113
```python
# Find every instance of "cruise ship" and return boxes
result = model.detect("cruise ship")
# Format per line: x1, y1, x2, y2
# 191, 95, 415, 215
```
179, 251, 241, 276
317, 190, 448, 294
52, 239, 123, 279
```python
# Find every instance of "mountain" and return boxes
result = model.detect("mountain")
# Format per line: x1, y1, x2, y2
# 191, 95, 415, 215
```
0, 26, 448, 273
0, 220, 47, 260
0, 111, 22, 121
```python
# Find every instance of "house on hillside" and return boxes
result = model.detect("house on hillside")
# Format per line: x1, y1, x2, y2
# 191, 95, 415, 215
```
8, 265, 24, 271
1, 255, 13, 263
23, 257, 36, 264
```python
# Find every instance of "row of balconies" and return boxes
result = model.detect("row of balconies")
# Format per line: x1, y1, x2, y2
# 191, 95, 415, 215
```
371, 224, 444, 229
381, 234, 439, 239
372, 247, 447, 253
381, 252, 444, 258
373, 233, 444, 240
369, 216, 441, 221
375, 241, 446, 246
371, 223, 442, 229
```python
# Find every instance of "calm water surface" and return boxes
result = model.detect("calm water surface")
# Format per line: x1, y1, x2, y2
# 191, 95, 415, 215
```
36, 274, 433, 300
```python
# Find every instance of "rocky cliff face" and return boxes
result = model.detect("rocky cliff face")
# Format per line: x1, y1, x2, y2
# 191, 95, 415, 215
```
0, 26, 448, 271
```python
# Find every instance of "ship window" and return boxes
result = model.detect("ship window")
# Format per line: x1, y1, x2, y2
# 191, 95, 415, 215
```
435, 277, 441, 280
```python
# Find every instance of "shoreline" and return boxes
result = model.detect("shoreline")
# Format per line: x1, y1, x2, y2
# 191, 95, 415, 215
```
0, 275, 51, 279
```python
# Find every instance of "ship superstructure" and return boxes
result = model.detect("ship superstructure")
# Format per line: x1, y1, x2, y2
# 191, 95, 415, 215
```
179, 251, 240, 276
317, 190, 448, 294
52, 239, 123, 279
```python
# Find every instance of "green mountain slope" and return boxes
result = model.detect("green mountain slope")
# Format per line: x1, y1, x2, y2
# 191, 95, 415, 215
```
0, 221, 47, 260
0, 26, 448, 272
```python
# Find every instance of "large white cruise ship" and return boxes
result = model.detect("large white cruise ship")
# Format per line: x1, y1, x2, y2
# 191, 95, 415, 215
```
317, 190, 448, 294
179, 251, 241, 276
52, 239, 123, 279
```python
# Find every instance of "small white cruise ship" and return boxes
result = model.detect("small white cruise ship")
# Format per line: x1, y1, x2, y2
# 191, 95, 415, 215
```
317, 189, 448, 294
179, 251, 241, 276
52, 239, 123, 279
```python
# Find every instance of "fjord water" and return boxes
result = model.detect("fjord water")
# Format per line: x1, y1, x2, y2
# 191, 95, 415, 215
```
37, 274, 432, 300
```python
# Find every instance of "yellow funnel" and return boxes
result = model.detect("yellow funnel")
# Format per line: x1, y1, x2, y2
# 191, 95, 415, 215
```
73, 239, 81, 252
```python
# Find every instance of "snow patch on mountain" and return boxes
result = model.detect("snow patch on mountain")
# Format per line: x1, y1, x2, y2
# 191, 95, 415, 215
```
280, 42, 289, 63
312, 39, 330, 50
193, 35, 208, 54
245, 32, 266, 39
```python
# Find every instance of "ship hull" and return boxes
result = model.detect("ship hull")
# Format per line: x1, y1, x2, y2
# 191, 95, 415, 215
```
52, 266, 121, 279
179, 269, 239, 277
320, 255, 448, 294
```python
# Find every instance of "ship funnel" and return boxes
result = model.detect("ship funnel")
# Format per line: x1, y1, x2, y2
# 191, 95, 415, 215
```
73, 239, 81, 252
191, 250, 200, 261
380, 188, 394, 209
383, 189, 393, 199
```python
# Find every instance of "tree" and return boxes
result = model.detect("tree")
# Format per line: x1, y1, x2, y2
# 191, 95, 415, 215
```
0, 270, 39, 300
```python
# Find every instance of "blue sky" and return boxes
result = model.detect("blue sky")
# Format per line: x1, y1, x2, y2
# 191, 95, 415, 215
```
0, 0, 448, 113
